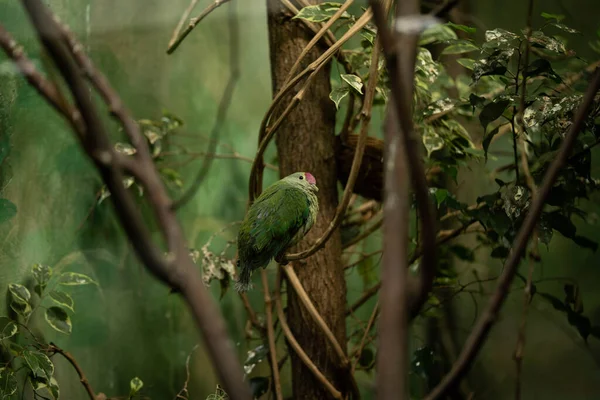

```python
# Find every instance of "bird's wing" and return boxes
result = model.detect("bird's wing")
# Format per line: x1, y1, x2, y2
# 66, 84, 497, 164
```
249, 186, 310, 254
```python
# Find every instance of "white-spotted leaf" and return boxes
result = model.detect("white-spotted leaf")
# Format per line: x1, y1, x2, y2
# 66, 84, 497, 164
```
341, 74, 363, 94
45, 307, 72, 334
49, 291, 75, 312
59, 272, 96, 286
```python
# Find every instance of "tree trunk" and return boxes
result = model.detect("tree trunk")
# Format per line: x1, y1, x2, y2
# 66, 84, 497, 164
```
266, 1, 349, 399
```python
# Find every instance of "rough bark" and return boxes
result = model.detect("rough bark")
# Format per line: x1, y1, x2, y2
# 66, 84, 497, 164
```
266, 1, 349, 399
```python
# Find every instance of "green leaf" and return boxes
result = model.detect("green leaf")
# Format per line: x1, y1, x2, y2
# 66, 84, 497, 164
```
244, 344, 269, 375
292, 2, 346, 23
10, 301, 32, 318
411, 347, 438, 379
441, 41, 479, 55
357, 255, 377, 287
0, 132, 9, 168
0, 368, 17, 397
539, 292, 566, 311
446, 22, 476, 34
429, 188, 449, 207
358, 347, 375, 368
449, 244, 475, 262
31, 376, 59, 400
419, 24, 457, 46
491, 246, 510, 258
479, 99, 511, 132
32, 264, 52, 288
482, 126, 500, 160
572, 235, 598, 252
249, 377, 269, 398
206, 385, 228, 400
567, 309, 591, 341
129, 377, 144, 396
456, 58, 475, 70
529, 30, 567, 54
0, 199, 17, 224
45, 307, 72, 334
422, 127, 445, 157
546, 212, 576, 238
329, 86, 350, 109
59, 272, 97, 286
541, 12, 565, 21
8, 283, 30, 304
341, 74, 363, 94
114, 142, 137, 156
564, 283, 583, 314
0, 321, 18, 341
49, 291, 75, 312
550, 23, 579, 34
472, 48, 513, 82
484, 28, 519, 45
22, 350, 54, 382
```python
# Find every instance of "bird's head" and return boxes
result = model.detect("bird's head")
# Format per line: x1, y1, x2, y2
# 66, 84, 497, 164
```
285, 172, 319, 193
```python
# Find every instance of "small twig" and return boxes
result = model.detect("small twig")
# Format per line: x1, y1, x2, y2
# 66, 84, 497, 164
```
274, 270, 343, 399
166, 0, 231, 54
279, 0, 353, 76
261, 271, 283, 400
282, 0, 354, 86
425, 67, 600, 400
168, 0, 201, 49
48, 344, 95, 400
281, 264, 348, 368
344, 249, 383, 270
172, 1, 239, 209
160, 150, 278, 171
439, 203, 485, 223
351, 300, 379, 373
346, 219, 479, 316
342, 213, 383, 250
175, 344, 200, 400
0, 25, 82, 131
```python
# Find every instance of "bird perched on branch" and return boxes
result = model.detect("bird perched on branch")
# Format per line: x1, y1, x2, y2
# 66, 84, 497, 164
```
235, 172, 319, 292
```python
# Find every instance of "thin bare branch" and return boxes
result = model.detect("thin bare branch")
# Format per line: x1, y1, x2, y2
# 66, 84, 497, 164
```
48, 344, 95, 400
351, 300, 379, 373
0, 25, 82, 132
425, 67, 600, 400
169, 0, 201, 49
175, 344, 200, 400
172, 2, 240, 209
274, 270, 343, 400
261, 271, 283, 400
282, 264, 348, 367
282, 0, 354, 86
166, 0, 231, 54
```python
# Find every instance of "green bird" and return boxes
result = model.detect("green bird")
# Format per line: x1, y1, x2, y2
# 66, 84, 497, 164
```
235, 172, 319, 292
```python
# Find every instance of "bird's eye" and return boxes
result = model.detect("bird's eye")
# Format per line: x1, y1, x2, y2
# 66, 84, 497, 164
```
299, 175, 304, 180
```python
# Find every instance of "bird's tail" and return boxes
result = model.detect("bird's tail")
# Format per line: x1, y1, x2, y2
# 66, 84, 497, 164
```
234, 263, 253, 292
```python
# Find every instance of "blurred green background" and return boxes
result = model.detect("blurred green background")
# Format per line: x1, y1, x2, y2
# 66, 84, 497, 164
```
0, 0, 599, 399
